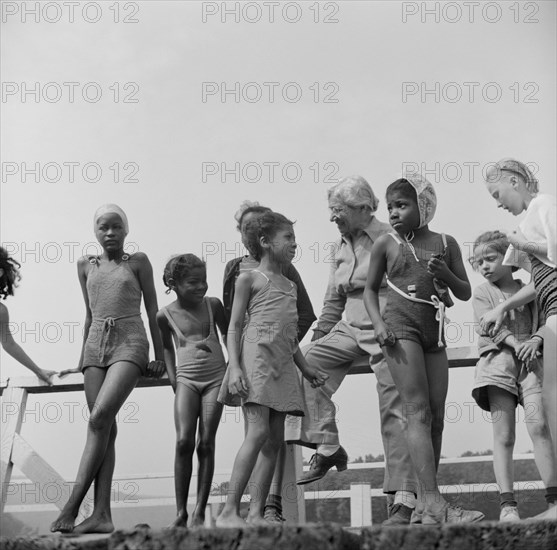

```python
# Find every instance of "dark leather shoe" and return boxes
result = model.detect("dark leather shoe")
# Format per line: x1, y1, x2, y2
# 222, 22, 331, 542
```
296, 446, 348, 485
382, 503, 413, 526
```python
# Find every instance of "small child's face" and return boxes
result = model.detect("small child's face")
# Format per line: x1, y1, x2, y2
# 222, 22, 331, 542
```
268, 224, 297, 264
386, 191, 420, 234
174, 266, 208, 305
472, 244, 511, 284
484, 172, 526, 216
95, 213, 126, 251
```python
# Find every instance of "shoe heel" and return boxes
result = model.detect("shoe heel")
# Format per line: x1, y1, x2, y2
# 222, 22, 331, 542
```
336, 462, 347, 472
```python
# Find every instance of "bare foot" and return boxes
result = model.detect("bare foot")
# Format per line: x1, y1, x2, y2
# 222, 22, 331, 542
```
216, 512, 246, 528
73, 513, 114, 534
246, 515, 269, 527
50, 511, 77, 533
532, 506, 557, 521
189, 514, 205, 527
166, 513, 188, 529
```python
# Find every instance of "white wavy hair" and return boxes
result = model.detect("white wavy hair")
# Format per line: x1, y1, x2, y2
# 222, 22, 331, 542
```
327, 175, 379, 213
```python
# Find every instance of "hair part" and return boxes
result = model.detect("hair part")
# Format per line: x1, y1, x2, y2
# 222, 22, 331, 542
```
163, 254, 206, 293
0, 247, 22, 300
243, 211, 294, 261
327, 176, 379, 213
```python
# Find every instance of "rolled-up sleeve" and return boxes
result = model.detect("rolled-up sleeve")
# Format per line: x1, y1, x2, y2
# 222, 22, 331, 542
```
315, 252, 346, 334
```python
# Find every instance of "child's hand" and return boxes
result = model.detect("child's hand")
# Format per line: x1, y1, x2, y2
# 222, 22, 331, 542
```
516, 337, 542, 363
427, 254, 451, 281
38, 369, 57, 385
302, 366, 328, 388
146, 360, 166, 379
59, 367, 82, 377
228, 368, 248, 397
506, 228, 527, 249
480, 306, 506, 336
375, 323, 396, 347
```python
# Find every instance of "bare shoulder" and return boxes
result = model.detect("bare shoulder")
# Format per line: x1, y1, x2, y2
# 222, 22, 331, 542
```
207, 296, 224, 311
128, 251, 150, 265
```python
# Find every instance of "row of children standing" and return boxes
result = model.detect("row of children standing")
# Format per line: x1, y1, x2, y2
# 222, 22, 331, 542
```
1, 158, 555, 532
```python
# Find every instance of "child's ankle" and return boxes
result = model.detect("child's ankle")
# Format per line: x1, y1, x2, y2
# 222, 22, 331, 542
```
545, 486, 557, 507
500, 492, 517, 509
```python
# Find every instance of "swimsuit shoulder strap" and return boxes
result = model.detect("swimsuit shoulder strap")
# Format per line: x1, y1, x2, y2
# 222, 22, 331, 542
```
162, 306, 188, 342
251, 269, 270, 282
388, 232, 404, 245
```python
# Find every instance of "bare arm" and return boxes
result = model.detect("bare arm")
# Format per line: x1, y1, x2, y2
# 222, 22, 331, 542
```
364, 236, 393, 346
0, 303, 56, 384
313, 242, 346, 340
479, 282, 536, 335
428, 235, 471, 301
134, 252, 165, 377
227, 273, 252, 396
210, 297, 229, 347
156, 310, 177, 391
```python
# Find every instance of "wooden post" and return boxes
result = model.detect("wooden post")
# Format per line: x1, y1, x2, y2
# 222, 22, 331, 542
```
350, 482, 371, 527
1, 386, 27, 514
282, 443, 305, 523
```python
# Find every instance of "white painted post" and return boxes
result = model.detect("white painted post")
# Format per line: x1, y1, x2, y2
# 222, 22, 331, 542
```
282, 443, 305, 523
1, 387, 27, 514
350, 482, 371, 527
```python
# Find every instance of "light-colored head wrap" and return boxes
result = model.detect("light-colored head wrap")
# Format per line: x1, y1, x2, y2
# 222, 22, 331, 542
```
403, 172, 437, 228
93, 204, 129, 235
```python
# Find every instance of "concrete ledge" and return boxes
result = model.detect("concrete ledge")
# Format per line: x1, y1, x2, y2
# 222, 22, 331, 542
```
361, 520, 557, 550
1, 521, 556, 550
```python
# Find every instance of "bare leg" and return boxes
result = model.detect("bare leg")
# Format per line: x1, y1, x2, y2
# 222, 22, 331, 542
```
50, 362, 140, 533
168, 383, 201, 528
487, 387, 517, 494
542, 315, 557, 457
265, 443, 286, 517
523, 391, 557, 492
246, 410, 286, 525
216, 404, 271, 527
424, 350, 449, 472
383, 340, 446, 514
190, 387, 223, 527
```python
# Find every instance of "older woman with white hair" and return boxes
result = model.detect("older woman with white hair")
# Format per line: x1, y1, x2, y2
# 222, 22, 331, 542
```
286, 175, 418, 525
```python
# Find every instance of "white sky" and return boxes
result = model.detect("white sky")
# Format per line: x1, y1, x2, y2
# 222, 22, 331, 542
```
1, 1, 556, 481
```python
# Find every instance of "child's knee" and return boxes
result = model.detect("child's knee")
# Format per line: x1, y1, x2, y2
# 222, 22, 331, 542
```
88, 409, 114, 433
176, 437, 195, 456
196, 438, 216, 458
527, 418, 551, 441
494, 429, 515, 449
